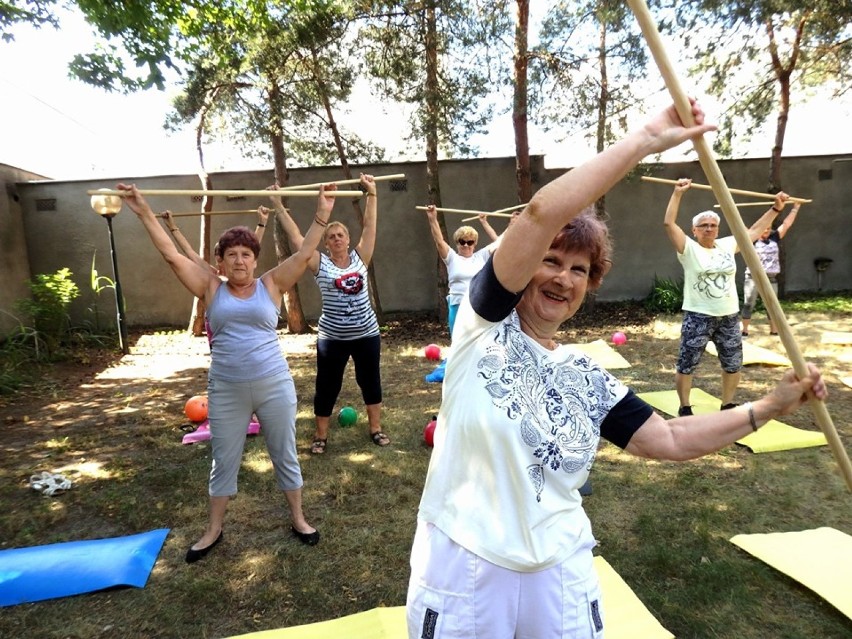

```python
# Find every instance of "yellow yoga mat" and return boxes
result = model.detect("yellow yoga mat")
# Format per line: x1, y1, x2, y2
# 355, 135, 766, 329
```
638, 388, 827, 453
570, 339, 632, 369
730, 527, 852, 621
226, 556, 673, 639
821, 331, 852, 345
706, 341, 791, 367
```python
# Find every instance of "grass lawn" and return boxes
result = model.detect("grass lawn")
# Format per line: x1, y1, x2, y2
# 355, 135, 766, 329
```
1, 299, 850, 638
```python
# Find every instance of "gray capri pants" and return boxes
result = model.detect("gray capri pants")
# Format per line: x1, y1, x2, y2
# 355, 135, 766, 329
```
741, 274, 778, 319
206, 370, 301, 497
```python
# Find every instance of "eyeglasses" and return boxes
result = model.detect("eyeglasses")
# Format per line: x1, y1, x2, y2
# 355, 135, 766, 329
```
696, 223, 718, 230
457, 239, 475, 246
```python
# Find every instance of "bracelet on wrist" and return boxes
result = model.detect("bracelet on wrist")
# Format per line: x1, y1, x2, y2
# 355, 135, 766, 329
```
257, 223, 265, 227
772, 206, 783, 213
744, 402, 758, 431
314, 216, 328, 227
366, 192, 377, 198
169, 227, 179, 233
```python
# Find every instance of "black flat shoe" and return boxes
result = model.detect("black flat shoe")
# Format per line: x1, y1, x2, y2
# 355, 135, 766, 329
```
185, 530, 223, 564
291, 525, 320, 546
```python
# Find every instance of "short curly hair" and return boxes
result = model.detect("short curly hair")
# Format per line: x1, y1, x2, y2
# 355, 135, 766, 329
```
549, 208, 612, 290
215, 226, 260, 260
452, 226, 478, 244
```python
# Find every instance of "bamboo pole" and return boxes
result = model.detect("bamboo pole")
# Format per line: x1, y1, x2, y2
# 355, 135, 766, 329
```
87, 189, 364, 198
462, 212, 516, 222
713, 202, 800, 209
628, 0, 852, 491
159, 210, 260, 218
491, 202, 528, 215
276, 173, 406, 191
640, 176, 812, 203
415, 205, 490, 216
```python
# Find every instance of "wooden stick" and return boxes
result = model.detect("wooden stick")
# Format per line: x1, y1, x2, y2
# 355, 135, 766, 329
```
714, 202, 805, 209
276, 173, 406, 191
87, 189, 364, 198
640, 176, 812, 203
415, 205, 490, 216
491, 202, 528, 215
461, 212, 516, 222
629, 0, 852, 491
159, 210, 259, 218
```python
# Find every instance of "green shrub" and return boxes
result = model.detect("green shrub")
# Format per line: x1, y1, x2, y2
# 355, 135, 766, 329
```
644, 275, 684, 313
14, 268, 80, 356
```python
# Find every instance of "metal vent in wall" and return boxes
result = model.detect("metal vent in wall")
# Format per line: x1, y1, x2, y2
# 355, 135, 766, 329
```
818, 169, 833, 181
35, 198, 56, 211
389, 179, 408, 192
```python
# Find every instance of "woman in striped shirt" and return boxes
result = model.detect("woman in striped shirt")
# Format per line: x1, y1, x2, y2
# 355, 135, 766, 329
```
271, 174, 388, 454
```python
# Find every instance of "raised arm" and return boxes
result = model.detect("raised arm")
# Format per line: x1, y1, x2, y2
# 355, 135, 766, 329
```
161, 211, 218, 275
354, 173, 377, 265
424, 205, 451, 260
493, 100, 716, 293
266, 187, 320, 273
663, 178, 691, 254
745, 192, 789, 244
477, 213, 499, 242
777, 202, 800, 239
254, 206, 269, 242
626, 363, 827, 461
116, 184, 218, 299
265, 184, 336, 297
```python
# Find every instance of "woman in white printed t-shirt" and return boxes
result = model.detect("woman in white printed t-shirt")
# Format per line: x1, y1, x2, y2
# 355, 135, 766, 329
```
406, 100, 827, 639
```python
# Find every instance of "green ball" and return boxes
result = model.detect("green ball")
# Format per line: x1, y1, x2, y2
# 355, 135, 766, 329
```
337, 406, 358, 427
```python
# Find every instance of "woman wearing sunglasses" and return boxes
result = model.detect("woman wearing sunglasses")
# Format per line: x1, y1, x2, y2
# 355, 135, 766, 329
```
423, 208, 499, 338
663, 178, 790, 417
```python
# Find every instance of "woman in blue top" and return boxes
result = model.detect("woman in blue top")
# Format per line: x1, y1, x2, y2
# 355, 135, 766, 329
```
118, 182, 337, 562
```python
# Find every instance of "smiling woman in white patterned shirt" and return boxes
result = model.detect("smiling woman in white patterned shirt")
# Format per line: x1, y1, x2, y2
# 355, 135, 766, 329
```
405, 101, 827, 639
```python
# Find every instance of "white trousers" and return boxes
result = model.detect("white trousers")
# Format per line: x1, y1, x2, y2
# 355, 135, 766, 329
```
406, 520, 604, 639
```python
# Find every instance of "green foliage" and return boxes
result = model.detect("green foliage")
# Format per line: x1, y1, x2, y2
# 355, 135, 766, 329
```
0, 0, 58, 42
781, 291, 852, 314
14, 267, 80, 355
644, 274, 684, 313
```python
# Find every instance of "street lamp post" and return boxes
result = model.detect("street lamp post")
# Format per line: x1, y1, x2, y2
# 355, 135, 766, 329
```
90, 190, 129, 354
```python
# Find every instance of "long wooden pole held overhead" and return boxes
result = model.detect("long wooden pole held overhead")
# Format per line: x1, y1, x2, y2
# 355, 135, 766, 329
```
88, 189, 365, 198
628, 0, 852, 491
640, 176, 813, 204
276, 173, 406, 191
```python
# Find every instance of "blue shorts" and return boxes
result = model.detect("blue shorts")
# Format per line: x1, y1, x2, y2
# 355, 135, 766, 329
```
677, 311, 742, 374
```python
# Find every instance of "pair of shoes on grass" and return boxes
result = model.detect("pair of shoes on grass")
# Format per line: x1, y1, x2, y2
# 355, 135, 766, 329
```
310, 438, 327, 454
186, 530, 223, 564
291, 525, 320, 546
678, 405, 693, 417
720, 402, 739, 410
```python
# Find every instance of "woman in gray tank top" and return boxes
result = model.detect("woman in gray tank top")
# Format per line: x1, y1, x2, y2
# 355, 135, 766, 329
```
117, 181, 338, 562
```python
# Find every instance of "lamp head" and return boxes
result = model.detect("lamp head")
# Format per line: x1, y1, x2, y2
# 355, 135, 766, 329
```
90, 189, 123, 217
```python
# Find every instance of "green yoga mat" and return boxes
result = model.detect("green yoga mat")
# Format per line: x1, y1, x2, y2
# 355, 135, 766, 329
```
638, 388, 827, 453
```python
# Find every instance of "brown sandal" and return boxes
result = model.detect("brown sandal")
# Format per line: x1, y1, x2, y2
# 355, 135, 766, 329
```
310, 438, 327, 454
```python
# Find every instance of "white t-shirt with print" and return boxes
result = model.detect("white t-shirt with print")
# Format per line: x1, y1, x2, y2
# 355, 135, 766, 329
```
677, 236, 739, 316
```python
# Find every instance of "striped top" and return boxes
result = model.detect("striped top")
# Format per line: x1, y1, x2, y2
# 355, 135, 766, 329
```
315, 250, 380, 340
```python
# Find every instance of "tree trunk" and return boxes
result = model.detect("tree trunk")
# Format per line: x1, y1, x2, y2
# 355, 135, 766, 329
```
513, 0, 532, 204
269, 85, 309, 334
594, 14, 609, 218
189, 111, 213, 337
425, 3, 448, 321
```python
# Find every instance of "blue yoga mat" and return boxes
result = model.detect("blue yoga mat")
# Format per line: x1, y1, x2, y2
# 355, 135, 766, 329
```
0, 528, 169, 607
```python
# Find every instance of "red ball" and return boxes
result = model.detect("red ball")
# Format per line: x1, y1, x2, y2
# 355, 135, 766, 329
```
423, 417, 437, 447
185, 395, 208, 422
424, 344, 442, 361
611, 331, 627, 346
